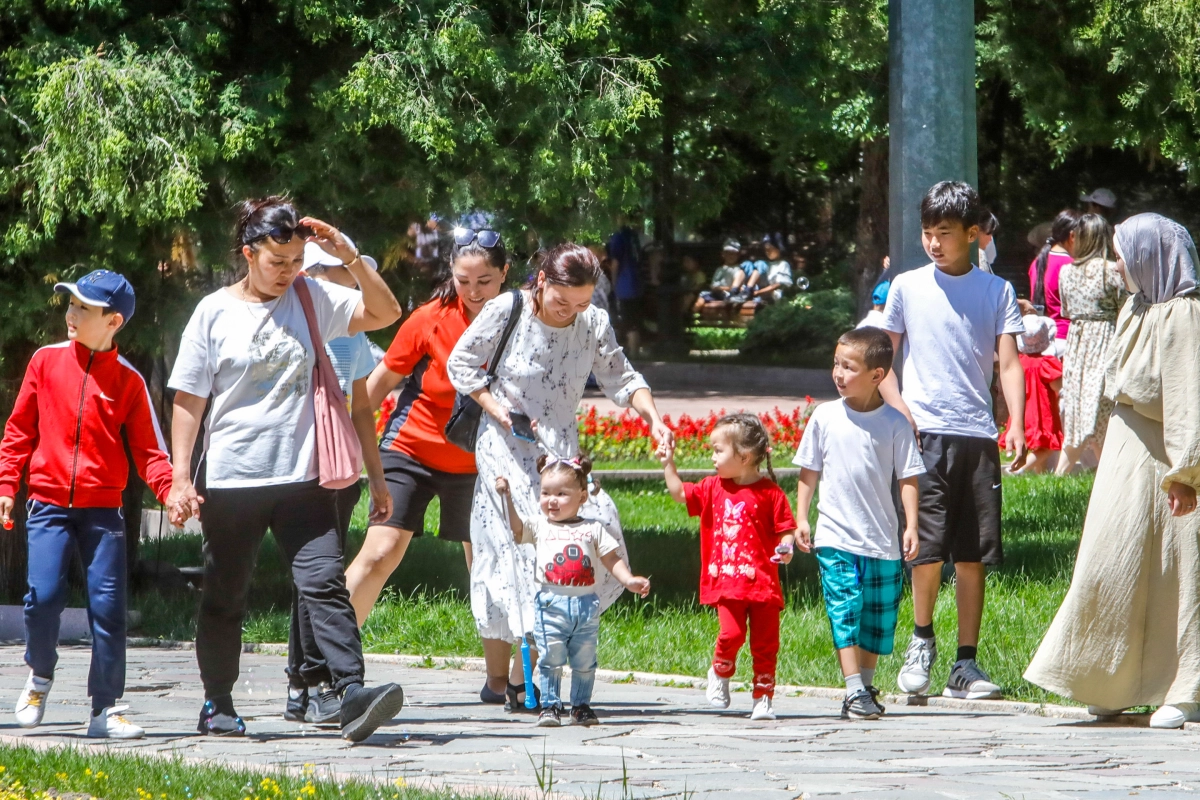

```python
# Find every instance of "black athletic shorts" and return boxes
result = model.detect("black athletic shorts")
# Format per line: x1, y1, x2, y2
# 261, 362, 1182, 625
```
911, 432, 1003, 566
379, 449, 477, 542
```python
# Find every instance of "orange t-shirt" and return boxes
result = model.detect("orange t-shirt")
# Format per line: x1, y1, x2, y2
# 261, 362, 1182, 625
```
379, 297, 477, 474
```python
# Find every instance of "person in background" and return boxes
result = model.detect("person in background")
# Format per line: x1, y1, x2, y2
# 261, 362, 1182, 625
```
1055, 214, 1127, 476
283, 242, 392, 726
1030, 209, 1082, 356
1000, 304, 1063, 475
585, 244, 614, 317
729, 241, 769, 299
680, 253, 707, 316
607, 224, 644, 355
977, 211, 999, 274
696, 240, 743, 307
858, 281, 890, 329
1080, 188, 1118, 221
751, 235, 794, 304
412, 214, 442, 271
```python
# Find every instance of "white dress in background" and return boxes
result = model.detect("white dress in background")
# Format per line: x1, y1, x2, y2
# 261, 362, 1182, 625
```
447, 290, 649, 642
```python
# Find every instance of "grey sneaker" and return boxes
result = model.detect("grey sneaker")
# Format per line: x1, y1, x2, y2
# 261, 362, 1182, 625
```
305, 683, 341, 725
537, 705, 563, 727
897, 636, 936, 695
840, 688, 883, 720
942, 659, 1002, 700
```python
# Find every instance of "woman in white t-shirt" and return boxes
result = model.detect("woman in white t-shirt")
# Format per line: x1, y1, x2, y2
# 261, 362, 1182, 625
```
166, 197, 404, 741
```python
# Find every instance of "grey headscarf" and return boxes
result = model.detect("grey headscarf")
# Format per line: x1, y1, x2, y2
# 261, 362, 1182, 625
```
1114, 213, 1199, 305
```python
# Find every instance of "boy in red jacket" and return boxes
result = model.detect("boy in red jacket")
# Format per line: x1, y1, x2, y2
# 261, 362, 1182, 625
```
0, 270, 176, 739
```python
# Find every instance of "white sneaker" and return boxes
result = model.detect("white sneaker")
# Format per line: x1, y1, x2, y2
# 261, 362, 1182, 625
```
1150, 703, 1200, 730
749, 695, 775, 721
87, 705, 145, 739
15, 673, 53, 728
706, 667, 730, 709
896, 636, 936, 695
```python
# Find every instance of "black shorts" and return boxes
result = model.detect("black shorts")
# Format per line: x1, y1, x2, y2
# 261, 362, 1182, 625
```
379, 449, 476, 542
912, 433, 1003, 566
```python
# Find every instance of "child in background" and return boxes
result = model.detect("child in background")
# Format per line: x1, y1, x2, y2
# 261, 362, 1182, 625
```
1000, 302, 1063, 474
659, 414, 797, 721
496, 456, 650, 728
858, 281, 890, 329
794, 328, 924, 720
0, 271, 179, 739
729, 242, 770, 300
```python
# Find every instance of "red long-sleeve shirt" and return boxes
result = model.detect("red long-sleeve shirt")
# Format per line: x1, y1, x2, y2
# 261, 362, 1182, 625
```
0, 341, 173, 508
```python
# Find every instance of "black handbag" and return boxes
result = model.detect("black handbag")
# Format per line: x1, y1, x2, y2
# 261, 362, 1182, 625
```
445, 289, 524, 452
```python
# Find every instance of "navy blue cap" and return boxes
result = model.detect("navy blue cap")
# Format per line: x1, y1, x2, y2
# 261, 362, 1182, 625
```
54, 270, 136, 324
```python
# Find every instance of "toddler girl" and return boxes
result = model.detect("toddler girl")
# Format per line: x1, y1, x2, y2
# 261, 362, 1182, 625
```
496, 455, 650, 728
1001, 302, 1064, 473
658, 413, 797, 720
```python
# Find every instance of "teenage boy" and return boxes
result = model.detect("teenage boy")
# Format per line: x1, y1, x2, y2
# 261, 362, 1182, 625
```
0, 270, 177, 739
879, 181, 1026, 700
794, 327, 925, 719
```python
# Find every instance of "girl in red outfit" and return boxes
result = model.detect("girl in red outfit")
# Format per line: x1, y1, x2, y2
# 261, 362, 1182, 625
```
658, 413, 797, 720
1001, 304, 1064, 474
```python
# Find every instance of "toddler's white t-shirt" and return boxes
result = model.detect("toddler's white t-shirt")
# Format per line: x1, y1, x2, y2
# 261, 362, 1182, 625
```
880, 263, 1023, 439
793, 399, 926, 559
521, 517, 620, 595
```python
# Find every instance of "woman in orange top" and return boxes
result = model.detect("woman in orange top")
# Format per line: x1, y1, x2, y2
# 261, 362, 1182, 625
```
345, 231, 507, 627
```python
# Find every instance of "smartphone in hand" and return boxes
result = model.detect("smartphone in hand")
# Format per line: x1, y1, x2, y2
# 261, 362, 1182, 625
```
510, 412, 537, 443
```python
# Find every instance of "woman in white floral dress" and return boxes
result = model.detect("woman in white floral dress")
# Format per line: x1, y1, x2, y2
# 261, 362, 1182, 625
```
1055, 214, 1128, 475
448, 243, 673, 710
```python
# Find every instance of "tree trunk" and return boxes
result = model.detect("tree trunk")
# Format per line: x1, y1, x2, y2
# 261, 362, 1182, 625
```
852, 138, 890, 316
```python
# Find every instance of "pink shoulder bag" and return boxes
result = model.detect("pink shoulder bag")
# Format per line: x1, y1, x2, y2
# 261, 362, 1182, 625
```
293, 276, 364, 490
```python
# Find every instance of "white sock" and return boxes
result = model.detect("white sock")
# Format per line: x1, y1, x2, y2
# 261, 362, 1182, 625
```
860, 667, 876, 688
845, 673, 864, 697
288, 687, 305, 700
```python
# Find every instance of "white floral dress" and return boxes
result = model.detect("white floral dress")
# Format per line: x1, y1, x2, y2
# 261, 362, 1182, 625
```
1058, 257, 1127, 449
447, 291, 650, 642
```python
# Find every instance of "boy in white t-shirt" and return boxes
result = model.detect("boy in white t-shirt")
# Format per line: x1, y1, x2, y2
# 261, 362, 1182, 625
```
794, 327, 925, 720
879, 181, 1026, 701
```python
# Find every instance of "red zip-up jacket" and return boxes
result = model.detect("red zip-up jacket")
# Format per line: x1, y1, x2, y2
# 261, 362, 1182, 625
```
0, 341, 173, 508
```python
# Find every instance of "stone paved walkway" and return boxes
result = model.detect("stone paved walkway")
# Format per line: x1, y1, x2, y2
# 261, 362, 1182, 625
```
3, 645, 1200, 798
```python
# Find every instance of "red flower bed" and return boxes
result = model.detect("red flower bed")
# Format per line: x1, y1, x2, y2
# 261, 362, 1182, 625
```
578, 400, 816, 465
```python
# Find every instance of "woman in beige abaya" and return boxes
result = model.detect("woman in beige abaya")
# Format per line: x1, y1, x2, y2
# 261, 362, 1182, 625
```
1025, 213, 1200, 729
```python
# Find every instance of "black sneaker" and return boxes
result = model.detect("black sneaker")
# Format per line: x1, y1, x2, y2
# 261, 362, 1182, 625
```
284, 687, 308, 722
505, 682, 541, 713
537, 705, 563, 727
866, 685, 886, 715
570, 704, 599, 726
340, 683, 405, 743
840, 688, 883, 721
942, 659, 1002, 700
197, 698, 246, 736
305, 683, 341, 725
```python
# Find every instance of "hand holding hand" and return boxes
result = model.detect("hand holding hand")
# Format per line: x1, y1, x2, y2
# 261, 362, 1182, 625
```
794, 521, 812, 553
495, 476, 510, 495
0, 496, 13, 530
651, 420, 675, 452
368, 477, 393, 526
626, 576, 651, 598
167, 479, 203, 528
902, 526, 920, 561
655, 440, 675, 465
1168, 481, 1197, 517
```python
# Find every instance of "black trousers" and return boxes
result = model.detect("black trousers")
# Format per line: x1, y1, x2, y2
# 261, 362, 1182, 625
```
286, 482, 360, 688
196, 480, 364, 699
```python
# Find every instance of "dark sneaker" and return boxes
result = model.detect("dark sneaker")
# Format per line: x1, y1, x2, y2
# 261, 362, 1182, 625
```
866, 685, 886, 715
537, 706, 563, 727
570, 704, 599, 726
284, 687, 308, 722
480, 682, 506, 705
942, 659, 1002, 700
197, 698, 246, 737
505, 682, 541, 713
305, 684, 341, 725
840, 688, 883, 721
340, 683, 405, 743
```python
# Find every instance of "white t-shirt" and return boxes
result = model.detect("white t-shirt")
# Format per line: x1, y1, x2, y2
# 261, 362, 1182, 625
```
793, 399, 926, 559
168, 279, 362, 488
881, 264, 1023, 439
521, 516, 620, 596
858, 309, 887, 329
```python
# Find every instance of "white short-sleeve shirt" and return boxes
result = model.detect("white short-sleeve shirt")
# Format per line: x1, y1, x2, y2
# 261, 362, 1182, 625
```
794, 399, 926, 559
880, 264, 1024, 439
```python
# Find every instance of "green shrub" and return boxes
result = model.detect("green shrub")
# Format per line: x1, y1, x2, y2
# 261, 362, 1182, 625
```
688, 326, 746, 351
741, 287, 856, 359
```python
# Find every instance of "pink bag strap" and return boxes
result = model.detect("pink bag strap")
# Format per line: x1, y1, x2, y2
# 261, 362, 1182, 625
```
292, 276, 335, 377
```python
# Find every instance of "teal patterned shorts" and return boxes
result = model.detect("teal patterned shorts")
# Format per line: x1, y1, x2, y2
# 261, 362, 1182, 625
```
816, 547, 904, 655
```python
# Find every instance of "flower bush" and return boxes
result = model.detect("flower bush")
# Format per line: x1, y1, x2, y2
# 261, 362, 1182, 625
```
578, 401, 815, 466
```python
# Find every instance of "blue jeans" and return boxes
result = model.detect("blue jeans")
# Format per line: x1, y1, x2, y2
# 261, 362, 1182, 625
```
24, 501, 127, 710
533, 590, 600, 709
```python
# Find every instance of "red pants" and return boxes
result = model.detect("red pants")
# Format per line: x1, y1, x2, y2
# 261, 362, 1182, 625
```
712, 599, 781, 698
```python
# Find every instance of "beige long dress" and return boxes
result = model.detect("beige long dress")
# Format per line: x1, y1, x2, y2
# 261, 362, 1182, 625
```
1058, 257, 1125, 450
1025, 293, 1200, 708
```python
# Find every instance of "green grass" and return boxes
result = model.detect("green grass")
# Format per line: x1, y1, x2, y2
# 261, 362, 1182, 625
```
132, 473, 1091, 705
0, 742, 506, 800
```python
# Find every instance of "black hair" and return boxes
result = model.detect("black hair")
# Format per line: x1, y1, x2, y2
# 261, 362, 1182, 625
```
838, 327, 894, 374
713, 413, 776, 484
1033, 208, 1083, 310
920, 181, 982, 229
233, 196, 301, 254
431, 235, 509, 306
536, 453, 594, 492
525, 243, 603, 315
979, 209, 999, 236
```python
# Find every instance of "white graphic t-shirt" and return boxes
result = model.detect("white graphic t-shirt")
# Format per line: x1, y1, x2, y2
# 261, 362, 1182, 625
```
169, 278, 361, 488
521, 516, 620, 596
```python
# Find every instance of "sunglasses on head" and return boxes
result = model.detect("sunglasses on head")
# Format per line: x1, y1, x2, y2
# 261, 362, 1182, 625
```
246, 223, 314, 246
453, 228, 502, 248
